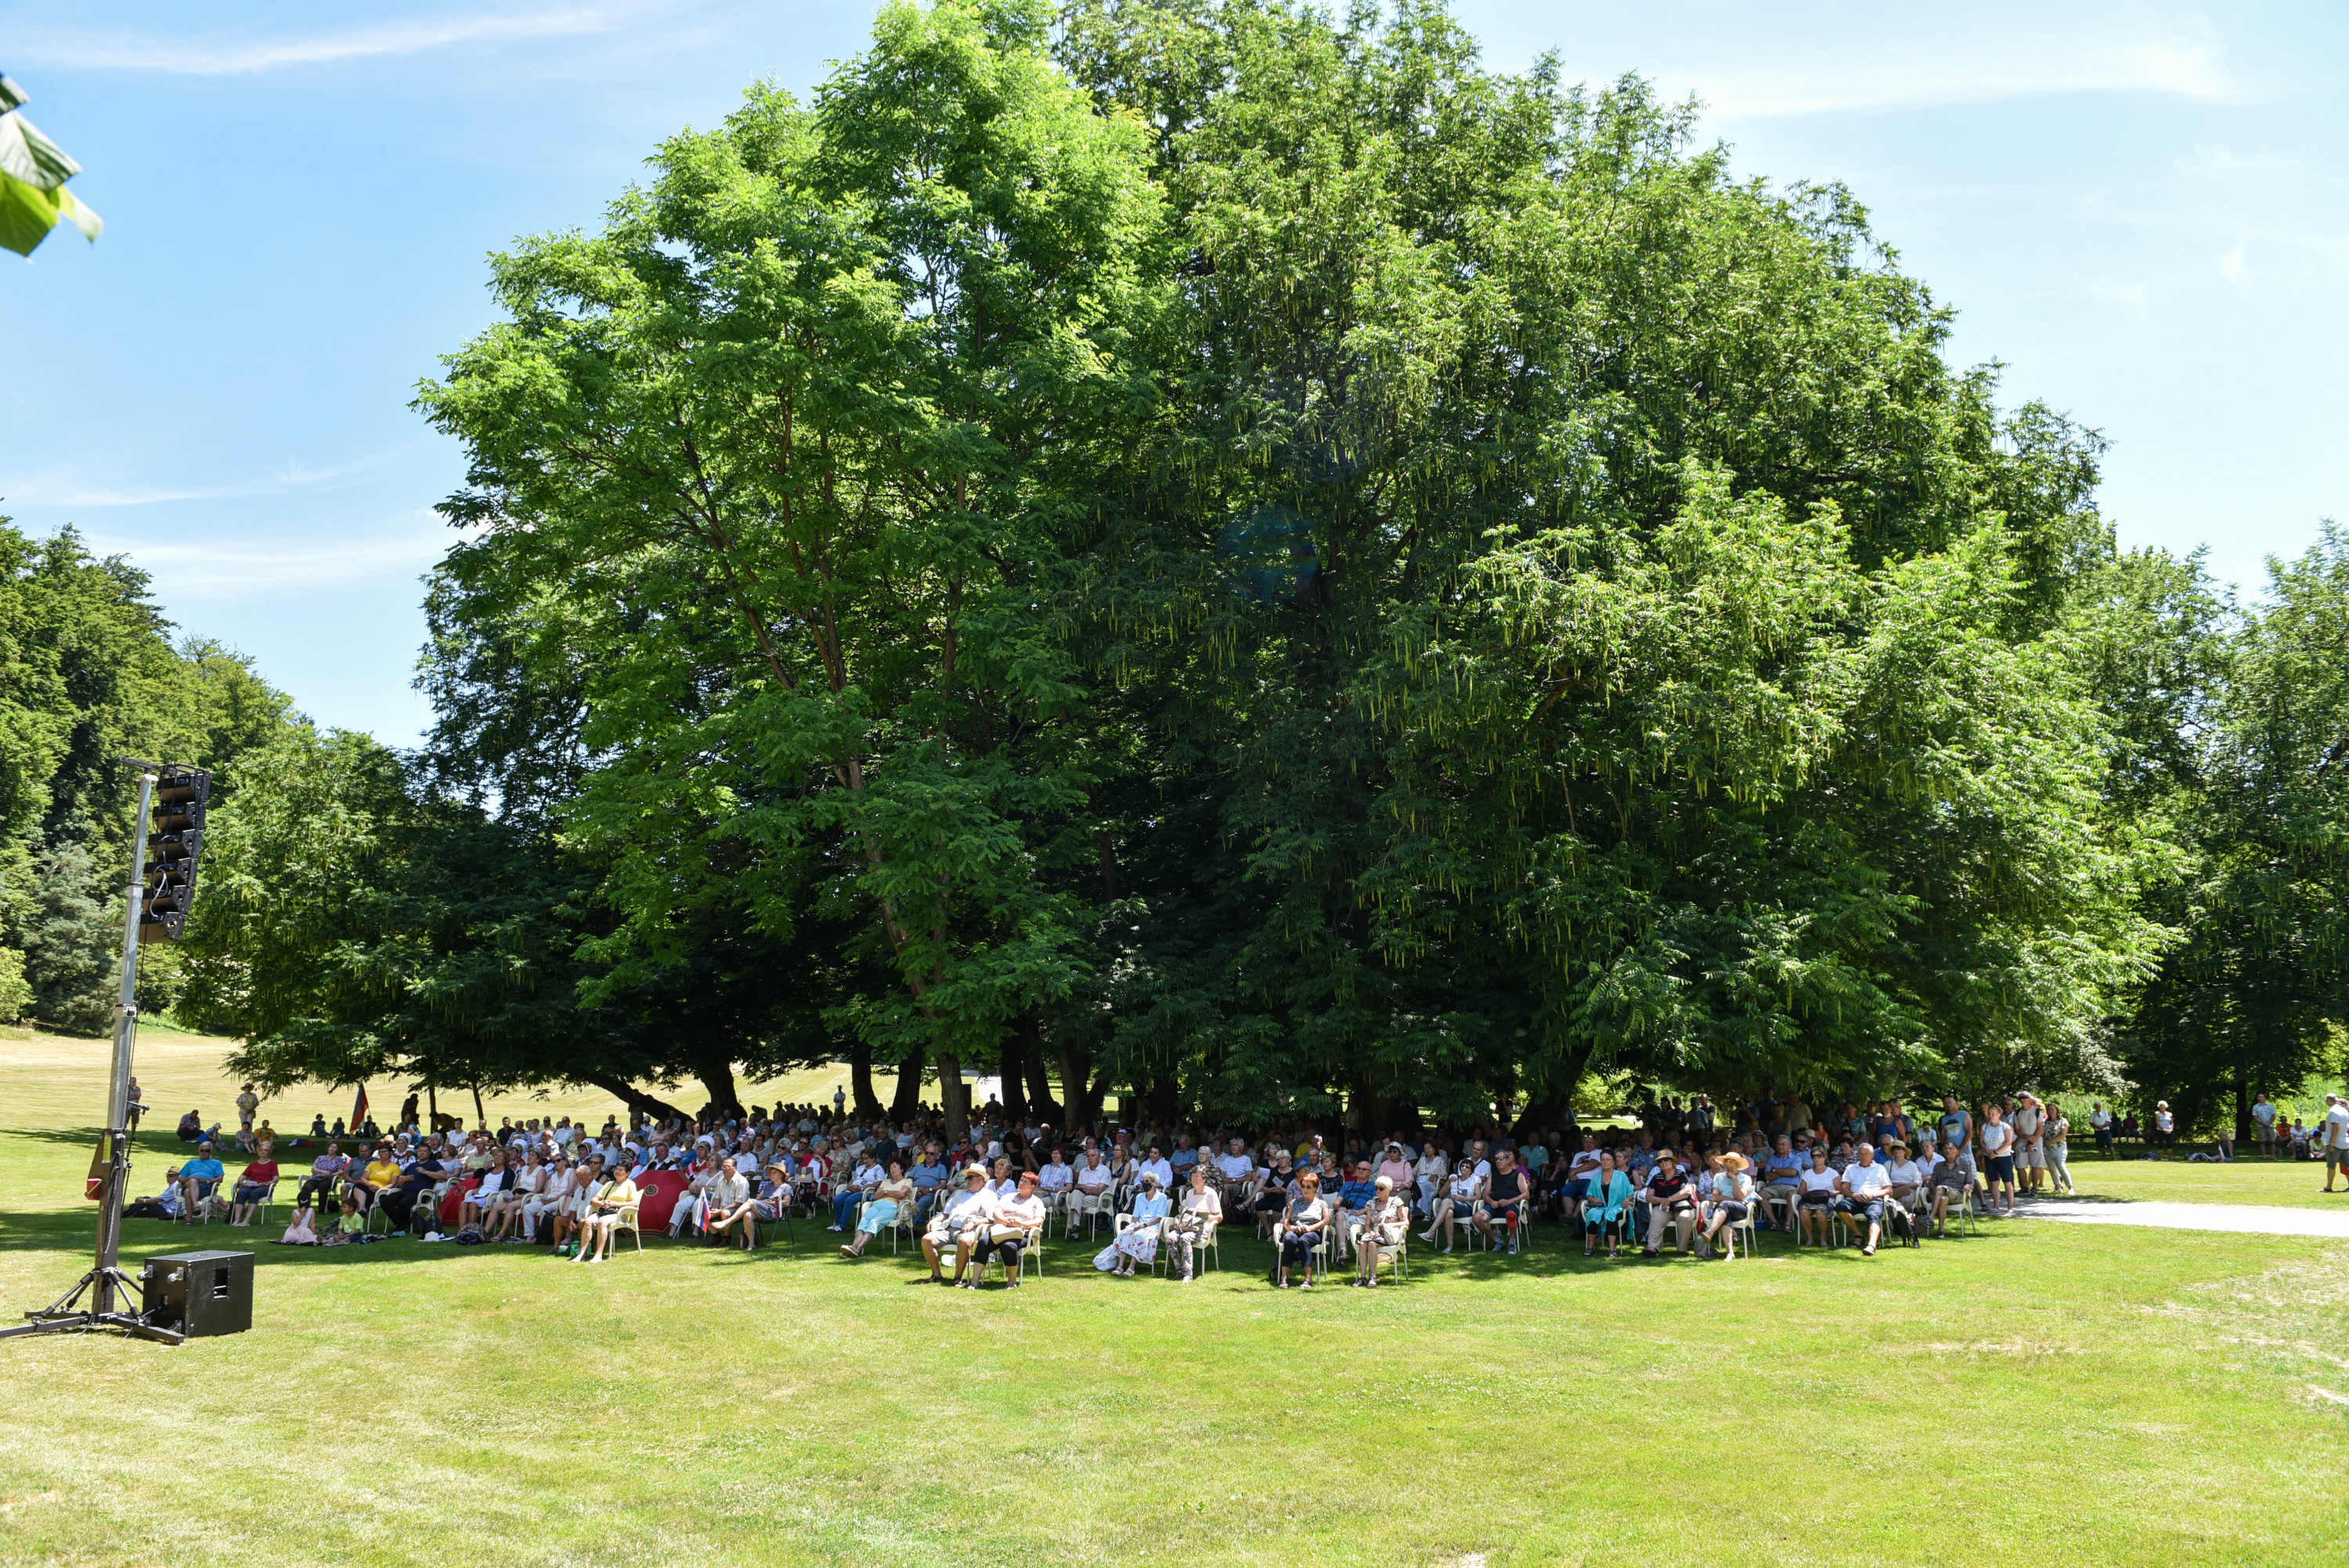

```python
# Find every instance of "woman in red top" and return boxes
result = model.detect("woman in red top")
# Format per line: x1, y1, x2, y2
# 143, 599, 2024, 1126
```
229, 1148, 281, 1226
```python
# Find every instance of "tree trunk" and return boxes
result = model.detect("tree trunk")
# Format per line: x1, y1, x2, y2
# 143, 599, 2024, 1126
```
2235, 1075, 2252, 1148
850, 1045, 885, 1120
1021, 1015, 1061, 1125
471, 1083, 485, 1126
579, 1072, 691, 1126
936, 1047, 966, 1141
998, 1033, 1030, 1123
889, 1048, 926, 1119
695, 1051, 742, 1119
1059, 1039, 1093, 1132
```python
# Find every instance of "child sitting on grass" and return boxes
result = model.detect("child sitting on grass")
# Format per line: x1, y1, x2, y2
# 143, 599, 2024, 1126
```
325, 1195, 368, 1245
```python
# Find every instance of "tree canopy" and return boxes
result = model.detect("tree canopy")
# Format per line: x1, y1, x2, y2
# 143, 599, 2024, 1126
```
103, 0, 2342, 1137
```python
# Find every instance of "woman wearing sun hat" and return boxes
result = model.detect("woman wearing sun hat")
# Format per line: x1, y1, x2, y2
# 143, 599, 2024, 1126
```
1698, 1151, 1754, 1258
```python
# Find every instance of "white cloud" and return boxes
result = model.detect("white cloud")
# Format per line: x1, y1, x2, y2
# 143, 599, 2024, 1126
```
2220, 244, 2249, 287
1, 451, 396, 509
16, 6, 622, 76
1685, 35, 2243, 121
82, 517, 453, 593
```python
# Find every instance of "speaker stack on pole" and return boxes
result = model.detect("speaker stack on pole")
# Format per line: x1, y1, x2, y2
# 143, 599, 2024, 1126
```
1, 760, 250, 1346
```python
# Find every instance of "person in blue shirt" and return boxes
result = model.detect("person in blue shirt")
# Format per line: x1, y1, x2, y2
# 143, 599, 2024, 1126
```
908, 1149, 952, 1220
178, 1143, 226, 1224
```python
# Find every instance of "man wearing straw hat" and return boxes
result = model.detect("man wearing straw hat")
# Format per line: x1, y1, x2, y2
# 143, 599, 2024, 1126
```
922, 1166, 999, 1286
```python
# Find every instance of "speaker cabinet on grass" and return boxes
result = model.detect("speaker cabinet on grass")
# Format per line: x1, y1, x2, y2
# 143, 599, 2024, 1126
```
139, 1249, 252, 1338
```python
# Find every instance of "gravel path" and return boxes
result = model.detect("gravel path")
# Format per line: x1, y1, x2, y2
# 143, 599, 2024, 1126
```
2012, 1197, 2349, 1238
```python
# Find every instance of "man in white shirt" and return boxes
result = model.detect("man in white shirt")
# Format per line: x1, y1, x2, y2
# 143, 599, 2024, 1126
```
1214, 1137, 1257, 1196
1135, 1146, 1174, 1193
2089, 1101, 2113, 1155
971, 1170, 1046, 1287
1069, 1152, 1114, 1238
702, 1157, 759, 1250
1835, 1142, 1895, 1254
2324, 1095, 2349, 1192
923, 1166, 999, 1285
1563, 1134, 1604, 1224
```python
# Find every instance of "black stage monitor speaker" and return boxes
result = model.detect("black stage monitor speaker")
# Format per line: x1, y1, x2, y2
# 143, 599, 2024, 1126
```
140, 1249, 253, 1338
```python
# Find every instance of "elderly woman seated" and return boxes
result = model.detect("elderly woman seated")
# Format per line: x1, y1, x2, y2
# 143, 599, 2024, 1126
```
1350, 1175, 1410, 1286
1095, 1172, 1171, 1277
1580, 1152, 1635, 1258
1167, 1165, 1222, 1281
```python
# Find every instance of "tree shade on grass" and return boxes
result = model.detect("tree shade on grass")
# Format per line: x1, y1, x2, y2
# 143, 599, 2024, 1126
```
2, 1029, 2345, 1566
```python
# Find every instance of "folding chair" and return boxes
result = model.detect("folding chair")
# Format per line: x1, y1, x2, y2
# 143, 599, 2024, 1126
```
1356, 1227, 1407, 1285
614, 1195, 644, 1254
973, 1228, 1043, 1285
1186, 1217, 1221, 1275
1584, 1205, 1637, 1257
1066, 1188, 1113, 1242
1934, 1184, 1980, 1238
1270, 1222, 1333, 1285
1710, 1203, 1759, 1260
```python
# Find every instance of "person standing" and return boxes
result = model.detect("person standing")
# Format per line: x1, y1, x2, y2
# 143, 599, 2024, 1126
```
1936, 1095, 1972, 1162
1977, 1104, 2017, 1216
2011, 1094, 2046, 1197
2043, 1104, 2075, 1195
2252, 1094, 2279, 1159
2152, 1101, 2176, 1159
234, 1083, 261, 1152
2323, 1095, 2349, 1193
2090, 1101, 2113, 1156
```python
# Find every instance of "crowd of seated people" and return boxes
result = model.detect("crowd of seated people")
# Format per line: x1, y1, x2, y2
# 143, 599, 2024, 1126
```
117, 1085, 2098, 1281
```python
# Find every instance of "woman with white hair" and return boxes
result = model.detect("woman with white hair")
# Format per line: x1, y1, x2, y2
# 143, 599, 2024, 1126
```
1095, 1171, 1170, 1276
1167, 1164, 1222, 1281
1351, 1175, 1410, 1285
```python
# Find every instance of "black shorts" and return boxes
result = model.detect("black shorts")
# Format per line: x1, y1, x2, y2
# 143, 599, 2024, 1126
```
1986, 1155, 2015, 1182
1714, 1200, 1748, 1222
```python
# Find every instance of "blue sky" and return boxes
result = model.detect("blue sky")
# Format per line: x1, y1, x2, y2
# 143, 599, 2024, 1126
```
2, 0, 2341, 743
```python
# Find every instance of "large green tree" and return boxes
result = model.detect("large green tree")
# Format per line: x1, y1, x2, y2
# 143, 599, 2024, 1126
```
0, 520, 298, 1031
1038, 0, 2162, 1125
2112, 527, 2349, 1134
389, 0, 2181, 1130
417, 0, 1173, 1137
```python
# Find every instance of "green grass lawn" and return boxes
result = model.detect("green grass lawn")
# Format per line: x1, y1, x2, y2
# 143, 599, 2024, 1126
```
3, 1029, 2347, 1567
2069, 1150, 2349, 1209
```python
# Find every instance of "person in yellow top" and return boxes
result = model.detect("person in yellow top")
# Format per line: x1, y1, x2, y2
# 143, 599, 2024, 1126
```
355, 1144, 402, 1221
576, 1170, 640, 1264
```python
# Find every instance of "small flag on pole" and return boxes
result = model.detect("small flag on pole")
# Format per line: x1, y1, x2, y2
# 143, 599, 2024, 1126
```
351, 1086, 370, 1133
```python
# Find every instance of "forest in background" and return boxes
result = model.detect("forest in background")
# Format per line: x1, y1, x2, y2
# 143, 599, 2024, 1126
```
4, 0, 2341, 1143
